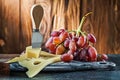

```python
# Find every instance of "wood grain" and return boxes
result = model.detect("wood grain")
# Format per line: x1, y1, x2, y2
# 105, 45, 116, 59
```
0, 0, 120, 54
81, 0, 120, 54
20, 0, 35, 52
1, 0, 20, 53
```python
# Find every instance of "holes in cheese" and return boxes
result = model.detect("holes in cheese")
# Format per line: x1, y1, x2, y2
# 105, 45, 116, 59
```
34, 61, 41, 65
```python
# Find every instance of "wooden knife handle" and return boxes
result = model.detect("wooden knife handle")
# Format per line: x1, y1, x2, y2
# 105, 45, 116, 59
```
0, 62, 10, 76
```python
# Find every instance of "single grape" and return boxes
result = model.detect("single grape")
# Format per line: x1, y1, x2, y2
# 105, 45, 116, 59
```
87, 46, 97, 61
79, 48, 88, 61
73, 49, 80, 61
69, 40, 77, 52
61, 53, 73, 62
59, 29, 65, 34
64, 38, 70, 48
59, 31, 69, 42
87, 34, 96, 43
51, 31, 60, 37
77, 36, 86, 48
48, 43, 56, 54
97, 54, 108, 61
56, 44, 65, 55
101, 54, 108, 61
53, 37, 61, 45
67, 49, 75, 55
82, 41, 89, 48
45, 37, 53, 48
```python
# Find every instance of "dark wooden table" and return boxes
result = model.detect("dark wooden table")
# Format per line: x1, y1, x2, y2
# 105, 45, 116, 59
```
0, 54, 120, 80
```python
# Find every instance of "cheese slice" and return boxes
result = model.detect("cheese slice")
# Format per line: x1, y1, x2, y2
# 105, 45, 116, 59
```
6, 53, 27, 63
19, 56, 61, 78
40, 51, 60, 57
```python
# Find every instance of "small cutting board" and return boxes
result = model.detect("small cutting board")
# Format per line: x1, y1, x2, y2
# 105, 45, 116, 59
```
10, 61, 116, 72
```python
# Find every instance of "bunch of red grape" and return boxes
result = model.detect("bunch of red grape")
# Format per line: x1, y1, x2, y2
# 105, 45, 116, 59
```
45, 29, 108, 62
45, 12, 108, 62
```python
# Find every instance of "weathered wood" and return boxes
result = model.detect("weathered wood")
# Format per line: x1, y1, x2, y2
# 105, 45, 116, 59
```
80, 0, 120, 54
1, 0, 20, 53
20, 0, 35, 52
0, 0, 120, 54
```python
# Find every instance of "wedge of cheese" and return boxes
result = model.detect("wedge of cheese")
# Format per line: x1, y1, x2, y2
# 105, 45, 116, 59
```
26, 46, 41, 58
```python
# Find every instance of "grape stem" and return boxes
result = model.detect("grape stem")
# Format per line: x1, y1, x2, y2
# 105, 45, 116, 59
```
77, 12, 92, 36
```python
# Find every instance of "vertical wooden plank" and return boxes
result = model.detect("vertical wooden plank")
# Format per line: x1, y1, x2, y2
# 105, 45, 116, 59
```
80, 0, 120, 54
0, 0, 2, 52
2, 0, 20, 53
20, 0, 35, 52
112, 0, 120, 53
66, 0, 80, 31
0, 0, 2, 37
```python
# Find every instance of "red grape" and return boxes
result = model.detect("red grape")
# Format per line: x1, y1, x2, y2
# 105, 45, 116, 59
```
67, 50, 74, 55
87, 46, 97, 61
59, 31, 69, 42
53, 37, 61, 45
73, 50, 81, 61
48, 43, 56, 54
64, 38, 70, 48
61, 53, 73, 62
59, 29, 65, 34
97, 54, 108, 61
79, 48, 88, 61
51, 31, 60, 37
56, 44, 65, 55
69, 40, 77, 52
77, 36, 86, 48
45, 37, 53, 48
101, 54, 108, 61
87, 34, 96, 43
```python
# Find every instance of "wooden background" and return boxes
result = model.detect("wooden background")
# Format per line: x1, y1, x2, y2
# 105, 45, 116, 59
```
0, 0, 120, 54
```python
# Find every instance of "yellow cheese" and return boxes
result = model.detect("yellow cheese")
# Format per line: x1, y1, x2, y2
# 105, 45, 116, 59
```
26, 46, 41, 58
6, 46, 62, 78
6, 53, 27, 63
19, 56, 61, 78
6, 46, 41, 63
40, 51, 60, 57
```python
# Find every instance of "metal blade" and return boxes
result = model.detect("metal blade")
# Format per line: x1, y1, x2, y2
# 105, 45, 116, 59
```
32, 30, 43, 48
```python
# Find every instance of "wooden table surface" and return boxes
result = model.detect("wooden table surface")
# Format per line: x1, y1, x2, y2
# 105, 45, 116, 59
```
0, 54, 120, 80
